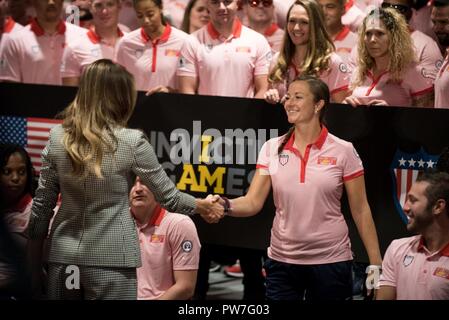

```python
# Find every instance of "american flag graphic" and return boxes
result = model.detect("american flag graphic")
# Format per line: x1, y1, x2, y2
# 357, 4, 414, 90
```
390, 149, 440, 223
0, 116, 62, 174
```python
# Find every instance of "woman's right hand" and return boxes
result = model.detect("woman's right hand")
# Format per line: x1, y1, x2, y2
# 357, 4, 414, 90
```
342, 95, 363, 108
264, 89, 281, 104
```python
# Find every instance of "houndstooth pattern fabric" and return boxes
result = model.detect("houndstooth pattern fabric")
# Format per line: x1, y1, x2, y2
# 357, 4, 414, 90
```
28, 125, 196, 268
47, 263, 137, 300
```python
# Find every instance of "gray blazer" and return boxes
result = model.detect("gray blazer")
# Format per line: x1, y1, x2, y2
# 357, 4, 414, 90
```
28, 125, 196, 268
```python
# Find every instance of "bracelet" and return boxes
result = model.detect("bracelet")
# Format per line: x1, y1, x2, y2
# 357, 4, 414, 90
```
222, 196, 232, 215
366, 265, 382, 273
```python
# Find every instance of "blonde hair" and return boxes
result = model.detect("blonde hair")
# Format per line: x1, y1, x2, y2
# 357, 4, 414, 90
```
268, 0, 335, 84
61, 59, 137, 178
352, 7, 416, 87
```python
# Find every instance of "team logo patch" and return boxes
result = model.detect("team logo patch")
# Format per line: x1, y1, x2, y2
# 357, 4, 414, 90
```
91, 48, 100, 57
165, 49, 180, 57
317, 156, 337, 165
436, 59, 443, 70
433, 267, 449, 280
403, 255, 414, 267
178, 56, 186, 68
150, 234, 165, 243
182, 240, 193, 252
279, 153, 289, 166
421, 67, 435, 79
390, 148, 439, 223
31, 45, 40, 54
339, 63, 348, 73
135, 49, 143, 59
205, 44, 214, 52
235, 46, 251, 53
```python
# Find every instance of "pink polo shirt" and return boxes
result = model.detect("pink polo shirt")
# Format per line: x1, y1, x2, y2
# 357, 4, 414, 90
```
269, 52, 350, 98
3, 194, 32, 235
341, 0, 366, 33
256, 127, 363, 265
435, 48, 449, 108
61, 28, 125, 79
411, 29, 443, 81
264, 23, 284, 53
333, 26, 357, 66
116, 24, 189, 91
135, 206, 201, 300
350, 64, 433, 107
379, 235, 449, 300
0, 19, 86, 84
177, 19, 272, 98
3, 17, 25, 35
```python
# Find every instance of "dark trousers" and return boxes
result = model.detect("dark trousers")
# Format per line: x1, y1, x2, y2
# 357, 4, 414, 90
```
264, 258, 353, 300
194, 244, 266, 300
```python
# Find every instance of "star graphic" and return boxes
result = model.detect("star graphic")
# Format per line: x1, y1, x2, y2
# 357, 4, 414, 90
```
398, 157, 406, 166
409, 158, 416, 167
417, 159, 425, 168
427, 159, 435, 168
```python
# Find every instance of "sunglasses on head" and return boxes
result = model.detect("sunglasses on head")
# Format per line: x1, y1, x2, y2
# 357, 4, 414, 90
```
248, 0, 273, 8
381, 2, 410, 14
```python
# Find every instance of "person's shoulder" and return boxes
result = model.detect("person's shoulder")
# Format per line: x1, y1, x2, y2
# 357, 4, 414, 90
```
326, 131, 353, 149
170, 26, 190, 40
164, 212, 197, 231
65, 22, 88, 36
411, 29, 436, 43
119, 27, 142, 43
241, 25, 270, 43
389, 235, 420, 248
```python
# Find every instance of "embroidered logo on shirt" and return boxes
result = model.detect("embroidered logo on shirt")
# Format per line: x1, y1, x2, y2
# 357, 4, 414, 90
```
403, 254, 414, 267
235, 46, 251, 53
279, 154, 289, 166
31, 45, 40, 54
433, 267, 449, 280
91, 48, 100, 57
135, 49, 143, 59
150, 234, 165, 243
339, 63, 348, 73
165, 49, 180, 57
178, 56, 186, 68
317, 156, 337, 165
182, 240, 193, 252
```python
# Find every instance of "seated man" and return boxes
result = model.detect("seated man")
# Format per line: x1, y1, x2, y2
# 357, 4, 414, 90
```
130, 176, 201, 300
377, 171, 449, 300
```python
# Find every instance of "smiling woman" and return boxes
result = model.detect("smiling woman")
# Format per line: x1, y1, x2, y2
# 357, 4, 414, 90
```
215, 75, 382, 300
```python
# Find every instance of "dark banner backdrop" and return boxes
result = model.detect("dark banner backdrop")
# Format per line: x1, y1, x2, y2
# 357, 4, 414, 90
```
1, 83, 449, 262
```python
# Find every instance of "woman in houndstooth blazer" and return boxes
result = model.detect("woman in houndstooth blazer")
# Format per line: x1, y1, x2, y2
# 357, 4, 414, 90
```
27, 59, 223, 300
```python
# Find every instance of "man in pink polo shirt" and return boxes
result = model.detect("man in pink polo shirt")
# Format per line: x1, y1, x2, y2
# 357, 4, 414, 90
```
241, 0, 284, 53
130, 177, 200, 300
318, 0, 357, 65
432, 0, 449, 108
177, 0, 272, 98
0, 0, 86, 85
378, 171, 449, 300
61, 0, 126, 86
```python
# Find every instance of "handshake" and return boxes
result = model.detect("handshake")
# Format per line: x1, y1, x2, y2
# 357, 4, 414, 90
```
196, 195, 230, 224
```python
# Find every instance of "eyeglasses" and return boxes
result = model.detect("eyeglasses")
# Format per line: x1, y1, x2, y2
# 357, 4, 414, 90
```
381, 2, 410, 15
248, 0, 273, 8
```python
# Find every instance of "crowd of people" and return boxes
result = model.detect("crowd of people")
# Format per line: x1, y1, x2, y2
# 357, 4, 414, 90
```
1, 0, 449, 300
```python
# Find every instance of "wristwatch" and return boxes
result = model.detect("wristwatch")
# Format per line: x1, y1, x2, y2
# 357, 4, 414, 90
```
222, 196, 232, 215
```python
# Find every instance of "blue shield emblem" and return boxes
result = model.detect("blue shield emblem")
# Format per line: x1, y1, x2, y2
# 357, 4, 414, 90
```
390, 149, 439, 223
